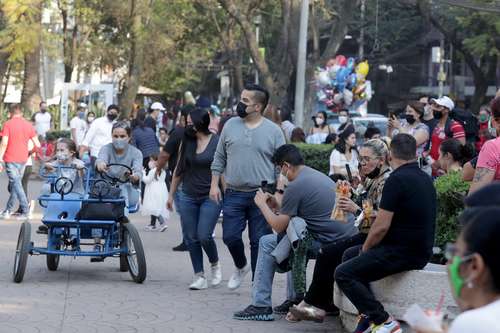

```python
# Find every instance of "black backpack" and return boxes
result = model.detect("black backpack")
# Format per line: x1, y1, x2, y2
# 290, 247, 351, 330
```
446, 108, 478, 143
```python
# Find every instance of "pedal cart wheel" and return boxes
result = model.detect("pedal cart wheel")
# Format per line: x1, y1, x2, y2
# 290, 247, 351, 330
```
46, 242, 61, 271
123, 223, 146, 283
13, 222, 31, 283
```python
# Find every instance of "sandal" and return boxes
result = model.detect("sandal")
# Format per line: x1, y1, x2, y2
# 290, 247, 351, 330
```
289, 304, 325, 323
285, 311, 301, 323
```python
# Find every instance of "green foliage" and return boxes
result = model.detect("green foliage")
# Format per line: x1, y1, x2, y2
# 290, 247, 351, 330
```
434, 171, 470, 248
46, 130, 71, 141
294, 143, 333, 175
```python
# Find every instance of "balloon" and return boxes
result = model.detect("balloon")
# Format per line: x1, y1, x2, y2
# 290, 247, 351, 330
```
347, 73, 357, 89
328, 65, 340, 79
316, 70, 331, 87
333, 93, 343, 105
346, 57, 355, 71
335, 67, 350, 90
356, 61, 370, 77
317, 90, 327, 101
335, 55, 347, 66
343, 89, 354, 106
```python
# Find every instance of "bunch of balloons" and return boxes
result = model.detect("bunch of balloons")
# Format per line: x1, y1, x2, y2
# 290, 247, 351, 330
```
315, 55, 373, 113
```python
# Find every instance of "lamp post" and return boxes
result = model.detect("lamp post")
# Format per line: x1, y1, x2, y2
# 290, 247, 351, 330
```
294, 0, 309, 128
253, 14, 262, 85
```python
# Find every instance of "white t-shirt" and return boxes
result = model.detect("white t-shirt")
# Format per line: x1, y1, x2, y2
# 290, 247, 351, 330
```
329, 149, 359, 176
70, 117, 88, 146
34, 112, 51, 137
449, 299, 500, 333
81, 116, 115, 157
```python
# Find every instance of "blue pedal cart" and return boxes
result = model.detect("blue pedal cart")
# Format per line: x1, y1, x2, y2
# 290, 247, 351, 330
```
13, 164, 147, 283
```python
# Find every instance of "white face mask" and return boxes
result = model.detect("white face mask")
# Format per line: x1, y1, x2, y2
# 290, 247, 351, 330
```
424, 105, 432, 117
315, 117, 325, 126
339, 116, 348, 124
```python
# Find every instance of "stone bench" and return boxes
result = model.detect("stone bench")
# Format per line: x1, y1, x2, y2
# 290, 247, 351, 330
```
334, 263, 460, 331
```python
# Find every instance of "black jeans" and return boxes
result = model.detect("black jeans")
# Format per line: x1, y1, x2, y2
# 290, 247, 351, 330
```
304, 233, 367, 309
334, 246, 428, 325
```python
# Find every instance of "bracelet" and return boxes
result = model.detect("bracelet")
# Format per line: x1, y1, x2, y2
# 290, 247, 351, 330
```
276, 189, 285, 195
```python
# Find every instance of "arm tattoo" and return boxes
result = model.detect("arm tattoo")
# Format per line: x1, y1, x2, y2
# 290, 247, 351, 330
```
473, 167, 493, 182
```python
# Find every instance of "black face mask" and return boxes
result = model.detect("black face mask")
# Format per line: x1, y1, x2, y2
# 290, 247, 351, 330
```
107, 113, 118, 121
236, 102, 249, 118
433, 110, 443, 119
365, 166, 381, 179
185, 125, 196, 137
405, 114, 416, 125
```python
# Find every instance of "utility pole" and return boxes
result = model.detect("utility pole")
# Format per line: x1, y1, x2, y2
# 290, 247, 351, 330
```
294, 0, 309, 128
438, 38, 445, 98
359, 0, 365, 59
254, 15, 262, 85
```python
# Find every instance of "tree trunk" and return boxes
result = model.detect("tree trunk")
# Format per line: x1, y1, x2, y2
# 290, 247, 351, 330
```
470, 55, 497, 114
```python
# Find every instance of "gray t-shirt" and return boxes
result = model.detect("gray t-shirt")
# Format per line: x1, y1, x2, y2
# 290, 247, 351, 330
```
211, 117, 286, 191
96, 143, 143, 181
280, 166, 358, 243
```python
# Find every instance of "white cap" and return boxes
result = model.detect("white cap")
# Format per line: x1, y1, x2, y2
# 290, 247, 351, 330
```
151, 102, 165, 111
78, 102, 88, 108
431, 96, 454, 111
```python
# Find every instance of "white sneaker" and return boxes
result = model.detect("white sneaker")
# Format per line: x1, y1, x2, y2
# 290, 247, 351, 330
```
227, 263, 250, 290
189, 275, 208, 290
159, 224, 168, 232
144, 225, 157, 232
0, 210, 11, 219
210, 263, 222, 287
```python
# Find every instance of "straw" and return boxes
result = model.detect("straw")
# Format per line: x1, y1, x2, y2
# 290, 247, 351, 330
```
435, 291, 445, 314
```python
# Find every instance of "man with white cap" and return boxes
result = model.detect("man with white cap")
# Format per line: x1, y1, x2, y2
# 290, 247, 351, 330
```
428, 96, 465, 170
145, 102, 165, 133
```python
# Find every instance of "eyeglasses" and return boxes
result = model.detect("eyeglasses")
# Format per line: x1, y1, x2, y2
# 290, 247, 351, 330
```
358, 156, 377, 163
444, 243, 475, 262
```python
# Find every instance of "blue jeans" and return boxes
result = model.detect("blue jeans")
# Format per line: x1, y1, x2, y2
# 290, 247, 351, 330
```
252, 233, 321, 307
222, 189, 272, 274
5, 162, 29, 213
179, 192, 221, 274
174, 188, 187, 244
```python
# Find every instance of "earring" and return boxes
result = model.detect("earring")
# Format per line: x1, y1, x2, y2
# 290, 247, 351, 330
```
467, 281, 474, 289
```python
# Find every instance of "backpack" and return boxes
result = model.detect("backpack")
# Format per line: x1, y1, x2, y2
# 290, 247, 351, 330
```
446, 108, 478, 142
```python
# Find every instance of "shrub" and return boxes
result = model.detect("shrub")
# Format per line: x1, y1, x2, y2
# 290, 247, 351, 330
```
434, 171, 470, 249
294, 143, 334, 175
46, 130, 71, 141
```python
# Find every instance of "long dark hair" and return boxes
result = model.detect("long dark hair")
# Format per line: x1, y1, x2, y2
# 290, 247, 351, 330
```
314, 111, 328, 129
335, 125, 356, 154
440, 138, 474, 166
133, 109, 147, 129
175, 108, 211, 176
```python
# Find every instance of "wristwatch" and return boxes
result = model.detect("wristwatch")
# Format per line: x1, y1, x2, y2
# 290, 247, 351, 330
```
355, 208, 362, 216
276, 188, 285, 195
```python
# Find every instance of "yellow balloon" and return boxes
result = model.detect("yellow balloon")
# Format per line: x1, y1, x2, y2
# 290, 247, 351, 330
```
356, 61, 369, 77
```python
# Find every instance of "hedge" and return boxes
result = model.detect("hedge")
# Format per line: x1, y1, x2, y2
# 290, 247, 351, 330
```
294, 143, 334, 175
46, 130, 71, 141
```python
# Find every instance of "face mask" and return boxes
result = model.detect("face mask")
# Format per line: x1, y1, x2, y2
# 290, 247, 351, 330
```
424, 105, 432, 117
236, 102, 249, 118
185, 125, 196, 137
448, 256, 471, 298
479, 114, 489, 123
87, 117, 95, 123
433, 110, 443, 119
107, 113, 118, 121
405, 114, 416, 125
41, 108, 47, 113
339, 116, 348, 124
78, 111, 85, 119
56, 152, 70, 161
315, 117, 325, 126
365, 165, 381, 179
112, 138, 128, 150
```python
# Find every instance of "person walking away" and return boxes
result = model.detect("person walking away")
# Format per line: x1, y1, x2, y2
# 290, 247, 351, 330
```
168, 108, 222, 290
335, 134, 436, 333
12, 139, 35, 217
164, 105, 192, 252
80, 105, 120, 173
0, 104, 41, 219
210, 83, 286, 290
70, 103, 89, 148
142, 152, 169, 232
33, 101, 52, 138
469, 96, 500, 194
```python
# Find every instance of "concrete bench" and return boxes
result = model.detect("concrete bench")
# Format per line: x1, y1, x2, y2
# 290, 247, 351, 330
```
334, 263, 460, 331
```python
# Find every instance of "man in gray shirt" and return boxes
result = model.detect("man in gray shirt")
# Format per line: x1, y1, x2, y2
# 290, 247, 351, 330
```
233, 144, 358, 321
210, 84, 286, 290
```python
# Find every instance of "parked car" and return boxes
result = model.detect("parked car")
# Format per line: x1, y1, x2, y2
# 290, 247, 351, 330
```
352, 115, 388, 144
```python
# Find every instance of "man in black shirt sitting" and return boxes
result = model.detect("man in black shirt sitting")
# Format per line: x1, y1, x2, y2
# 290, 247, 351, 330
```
335, 133, 436, 333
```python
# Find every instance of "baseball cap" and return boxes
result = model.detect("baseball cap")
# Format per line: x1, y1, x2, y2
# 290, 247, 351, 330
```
431, 96, 455, 111
151, 102, 165, 111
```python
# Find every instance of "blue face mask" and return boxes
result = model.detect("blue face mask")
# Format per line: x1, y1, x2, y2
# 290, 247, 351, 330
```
78, 111, 86, 119
112, 138, 128, 150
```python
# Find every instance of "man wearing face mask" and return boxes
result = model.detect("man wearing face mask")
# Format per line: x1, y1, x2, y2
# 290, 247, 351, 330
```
233, 144, 357, 321
80, 104, 120, 170
210, 84, 286, 290
70, 103, 89, 147
33, 101, 52, 138
428, 96, 465, 171
337, 109, 352, 133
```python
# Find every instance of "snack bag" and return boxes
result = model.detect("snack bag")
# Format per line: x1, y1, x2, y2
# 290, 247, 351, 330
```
331, 180, 351, 222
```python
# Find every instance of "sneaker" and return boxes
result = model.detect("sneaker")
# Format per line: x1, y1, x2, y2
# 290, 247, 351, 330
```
233, 305, 274, 321
0, 210, 11, 219
353, 314, 372, 333
16, 213, 29, 221
159, 224, 168, 232
227, 263, 251, 290
210, 263, 222, 287
172, 242, 188, 252
144, 225, 157, 232
189, 275, 208, 290
371, 319, 402, 333
273, 299, 301, 315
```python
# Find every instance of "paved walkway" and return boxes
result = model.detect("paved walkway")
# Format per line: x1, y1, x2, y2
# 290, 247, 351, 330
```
0, 175, 344, 332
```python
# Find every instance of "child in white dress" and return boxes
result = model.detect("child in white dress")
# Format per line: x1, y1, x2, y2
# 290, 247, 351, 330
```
141, 154, 169, 231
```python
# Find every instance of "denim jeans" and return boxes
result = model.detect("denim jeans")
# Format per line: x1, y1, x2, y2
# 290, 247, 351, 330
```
174, 188, 187, 244
334, 245, 428, 325
222, 189, 272, 274
5, 162, 29, 214
179, 192, 221, 274
252, 233, 321, 308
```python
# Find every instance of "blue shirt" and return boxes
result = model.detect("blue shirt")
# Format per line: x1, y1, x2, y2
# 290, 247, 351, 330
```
131, 126, 159, 159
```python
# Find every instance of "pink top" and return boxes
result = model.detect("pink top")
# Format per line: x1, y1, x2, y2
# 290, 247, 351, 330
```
477, 137, 500, 180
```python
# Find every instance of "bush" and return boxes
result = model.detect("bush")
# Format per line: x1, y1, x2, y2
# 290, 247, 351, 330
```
434, 171, 470, 249
46, 130, 71, 141
294, 143, 334, 175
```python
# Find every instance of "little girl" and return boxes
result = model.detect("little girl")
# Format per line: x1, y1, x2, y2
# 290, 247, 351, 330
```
142, 151, 169, 232
44, 138, 85, 194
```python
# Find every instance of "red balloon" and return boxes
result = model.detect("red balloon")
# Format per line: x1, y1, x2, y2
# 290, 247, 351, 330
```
335, 55, 347, 66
